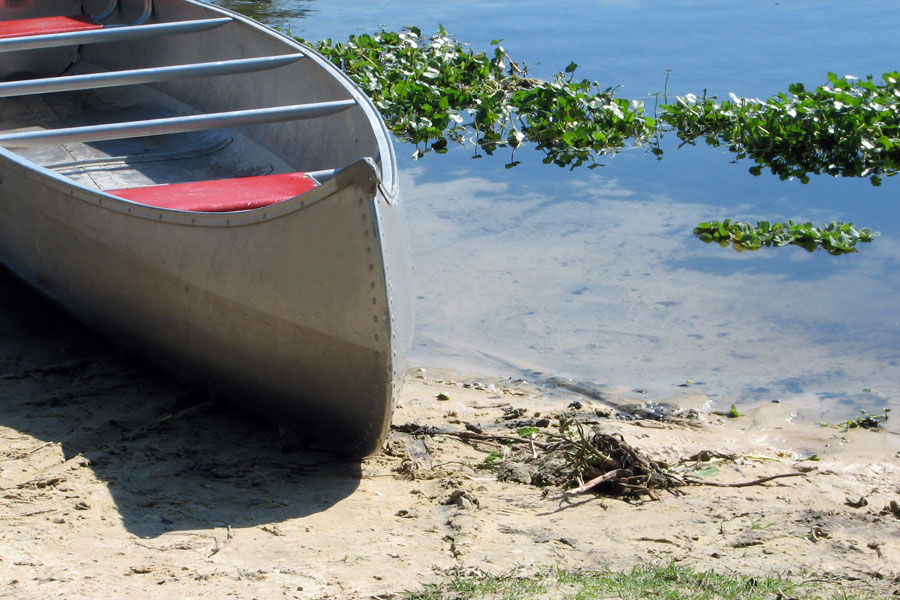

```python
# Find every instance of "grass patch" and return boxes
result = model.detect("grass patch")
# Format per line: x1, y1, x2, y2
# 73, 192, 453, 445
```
403, 563, 891, 600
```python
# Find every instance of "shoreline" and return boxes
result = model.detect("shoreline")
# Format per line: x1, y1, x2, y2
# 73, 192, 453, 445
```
2, 361, 898, 598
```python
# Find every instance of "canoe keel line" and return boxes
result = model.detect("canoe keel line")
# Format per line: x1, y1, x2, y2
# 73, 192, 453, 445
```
0, 0, 411, 457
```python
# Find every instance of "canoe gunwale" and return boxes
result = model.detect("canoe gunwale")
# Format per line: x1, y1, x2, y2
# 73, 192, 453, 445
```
0, 145, 380, 227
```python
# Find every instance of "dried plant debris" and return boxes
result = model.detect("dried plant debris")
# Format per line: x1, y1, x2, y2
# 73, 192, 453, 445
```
392, 414, 811, 501
536, 428, 687, 501
395, 419, 684, 500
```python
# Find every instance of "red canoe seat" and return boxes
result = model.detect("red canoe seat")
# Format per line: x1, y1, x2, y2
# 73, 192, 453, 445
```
0, 16, 103, 39
107, 172, 320, 212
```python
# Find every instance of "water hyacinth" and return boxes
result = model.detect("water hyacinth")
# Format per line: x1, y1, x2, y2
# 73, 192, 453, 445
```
297, 27, 890, 252
693, 219, 880, 254
302, 28, 900, 182
299, 27, 655, 168
662, 72, 900, 186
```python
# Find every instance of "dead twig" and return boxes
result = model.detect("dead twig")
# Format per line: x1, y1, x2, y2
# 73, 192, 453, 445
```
685, 472, 807, 487
393, 424, 553, 450
22, 508, 56, 517
207, 524, 233, 558
2, 441, 57, 461
548, 468, 631, 500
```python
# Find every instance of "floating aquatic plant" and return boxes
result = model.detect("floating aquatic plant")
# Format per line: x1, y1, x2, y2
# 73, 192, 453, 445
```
294, 27, 889, 252
693, 219, 880, 254
301, 27, 654, 168
662, 72, 900, 186
303, 28, 900, 185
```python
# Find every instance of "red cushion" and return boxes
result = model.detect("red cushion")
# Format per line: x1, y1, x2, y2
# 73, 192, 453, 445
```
107, 172, 320, 212
0, 15, 102, 39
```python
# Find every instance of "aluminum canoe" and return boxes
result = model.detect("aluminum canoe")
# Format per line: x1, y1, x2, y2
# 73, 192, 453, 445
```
0, 0, 412, 457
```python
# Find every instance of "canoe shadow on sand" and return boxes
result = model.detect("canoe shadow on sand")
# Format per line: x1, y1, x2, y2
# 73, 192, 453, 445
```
0, 267, 361, 538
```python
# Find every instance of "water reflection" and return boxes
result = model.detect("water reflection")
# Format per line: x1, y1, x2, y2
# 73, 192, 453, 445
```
210, 0, 900, 426
212, 0, 315, 22
401, 142, 900, 427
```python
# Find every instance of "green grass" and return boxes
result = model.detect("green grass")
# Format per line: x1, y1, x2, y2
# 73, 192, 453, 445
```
403, 563, 891, 600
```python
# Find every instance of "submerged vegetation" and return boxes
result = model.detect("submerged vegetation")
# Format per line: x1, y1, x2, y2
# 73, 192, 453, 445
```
298, 28, 895, 253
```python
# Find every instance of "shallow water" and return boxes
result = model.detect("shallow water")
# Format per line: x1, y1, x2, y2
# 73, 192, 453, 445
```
213, 0, 900, 427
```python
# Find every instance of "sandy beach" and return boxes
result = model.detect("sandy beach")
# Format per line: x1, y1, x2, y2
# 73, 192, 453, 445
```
2, 269, 899, 599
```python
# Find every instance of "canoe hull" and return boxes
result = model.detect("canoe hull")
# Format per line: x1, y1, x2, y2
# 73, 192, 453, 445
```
0, 0, 411, 456
0, 152, 410, 457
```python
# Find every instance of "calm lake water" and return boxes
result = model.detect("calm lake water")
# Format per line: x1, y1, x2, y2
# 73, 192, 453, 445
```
213, 0, 900, 428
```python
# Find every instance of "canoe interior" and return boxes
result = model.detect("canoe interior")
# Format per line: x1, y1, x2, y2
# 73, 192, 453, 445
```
3, 86, 299, 190
0, 0, 409, 457
0, 0, 395, 192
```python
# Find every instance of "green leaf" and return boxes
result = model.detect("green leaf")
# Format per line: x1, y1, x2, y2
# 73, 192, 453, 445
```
692, 466, 720, 478
483, 450, 503, 464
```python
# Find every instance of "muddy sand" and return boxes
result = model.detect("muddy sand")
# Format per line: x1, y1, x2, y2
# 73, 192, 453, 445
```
1, 270, 899, 599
